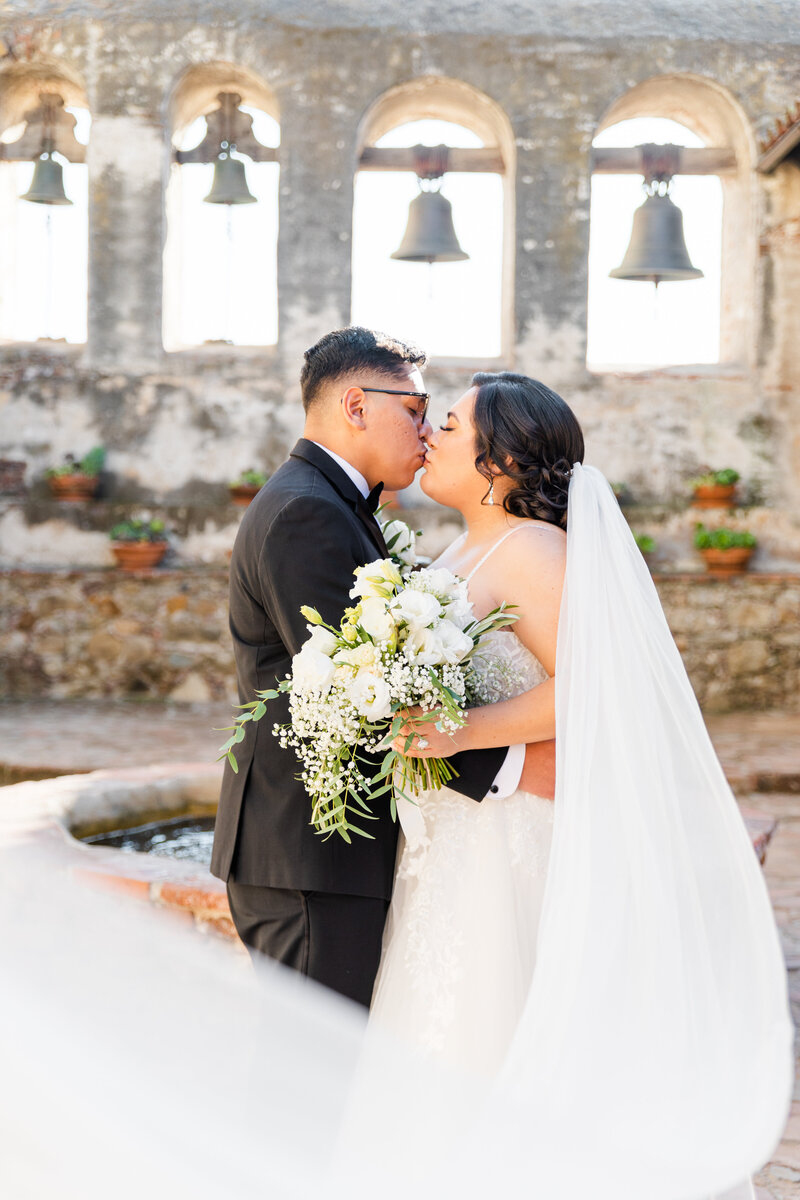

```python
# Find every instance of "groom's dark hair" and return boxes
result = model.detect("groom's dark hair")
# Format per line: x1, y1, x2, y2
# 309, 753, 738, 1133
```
300, 326, 427, 412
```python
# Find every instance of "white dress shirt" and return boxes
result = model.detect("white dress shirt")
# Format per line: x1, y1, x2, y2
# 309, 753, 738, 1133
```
311, 440, 525, 800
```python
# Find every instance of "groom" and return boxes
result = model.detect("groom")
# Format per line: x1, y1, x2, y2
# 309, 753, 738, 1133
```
211, 327, 555, 1006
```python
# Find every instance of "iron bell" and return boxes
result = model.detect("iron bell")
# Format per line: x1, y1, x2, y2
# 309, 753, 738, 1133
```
610, 190, 702, 285
21, 151, 72, 206
203, 152, 257, 205
391, 190, 469, 263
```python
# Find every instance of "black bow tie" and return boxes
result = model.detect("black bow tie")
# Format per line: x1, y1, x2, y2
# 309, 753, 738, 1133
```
366, 482, 384, 514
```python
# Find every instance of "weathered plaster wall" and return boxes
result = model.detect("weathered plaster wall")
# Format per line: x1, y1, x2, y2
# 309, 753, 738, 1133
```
0, 2, 799, 562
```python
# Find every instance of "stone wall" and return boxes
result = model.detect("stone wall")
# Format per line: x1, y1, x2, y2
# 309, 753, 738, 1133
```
2, 564, 797, 712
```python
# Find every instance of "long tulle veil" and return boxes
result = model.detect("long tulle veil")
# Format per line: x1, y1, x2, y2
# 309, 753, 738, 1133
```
489, 463, 793, 1198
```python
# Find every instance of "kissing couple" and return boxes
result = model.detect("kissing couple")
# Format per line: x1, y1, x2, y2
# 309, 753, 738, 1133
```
211, 326, 790, 1194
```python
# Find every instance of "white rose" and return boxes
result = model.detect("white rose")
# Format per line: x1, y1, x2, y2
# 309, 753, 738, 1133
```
333, 642, 382, 674
358, 596, 396, 643
435, 619, 474, 664
291, 645, 337, 693
346, 673, 392, 720
305, 625, 338, 656
404, 624, 447, 666
350, 559, 402, 600
392, 587, 441, 630
383, 519, 417, 567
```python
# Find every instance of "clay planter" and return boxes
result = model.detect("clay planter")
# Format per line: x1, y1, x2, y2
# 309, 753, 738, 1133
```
699, 546, 753, 578
692, 483, 736, 509
111, 541, 168, 571
48, 474, 98, 503
228, 483, 261, 507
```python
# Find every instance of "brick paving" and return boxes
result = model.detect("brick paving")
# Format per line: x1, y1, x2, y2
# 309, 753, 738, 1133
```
0, 700, 798, 1193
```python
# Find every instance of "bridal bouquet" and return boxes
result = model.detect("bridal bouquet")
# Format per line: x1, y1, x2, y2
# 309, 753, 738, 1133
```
220, 522, 516, 841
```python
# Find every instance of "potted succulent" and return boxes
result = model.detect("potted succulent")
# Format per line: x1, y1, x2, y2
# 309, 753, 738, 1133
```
694, 524, 756, 577
228, 469, 268, 507
109, 517, 169, 571
46, 446, 105, 502
689, 468, 740, 510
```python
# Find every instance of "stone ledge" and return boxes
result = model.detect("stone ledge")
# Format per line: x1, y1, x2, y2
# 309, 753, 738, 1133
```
0, 763, 777, 946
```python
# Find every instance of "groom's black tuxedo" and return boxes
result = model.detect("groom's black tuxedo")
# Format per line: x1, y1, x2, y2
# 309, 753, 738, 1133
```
211, 439, 506, 1001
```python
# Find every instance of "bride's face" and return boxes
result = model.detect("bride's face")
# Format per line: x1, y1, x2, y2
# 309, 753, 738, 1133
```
421, 386, 489, 508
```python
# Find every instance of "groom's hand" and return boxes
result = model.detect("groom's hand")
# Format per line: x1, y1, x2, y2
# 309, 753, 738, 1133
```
519, 740, 556, 801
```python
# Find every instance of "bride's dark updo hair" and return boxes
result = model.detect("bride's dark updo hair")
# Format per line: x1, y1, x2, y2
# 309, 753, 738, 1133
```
471, 372, 584, 529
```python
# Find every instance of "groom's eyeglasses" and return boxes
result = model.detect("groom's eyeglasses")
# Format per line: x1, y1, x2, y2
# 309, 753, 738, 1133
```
359, 387, 431, 424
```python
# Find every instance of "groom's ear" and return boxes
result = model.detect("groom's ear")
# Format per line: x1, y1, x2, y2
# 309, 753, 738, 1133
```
340, 385, 368, 430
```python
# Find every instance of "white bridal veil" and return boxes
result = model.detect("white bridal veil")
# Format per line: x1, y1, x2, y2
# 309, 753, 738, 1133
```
0, 465, 792, 1200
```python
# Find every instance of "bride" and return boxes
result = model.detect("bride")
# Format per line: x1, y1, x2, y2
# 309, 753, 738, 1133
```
368, 370, 793, 1197
372, 371, 572, 1074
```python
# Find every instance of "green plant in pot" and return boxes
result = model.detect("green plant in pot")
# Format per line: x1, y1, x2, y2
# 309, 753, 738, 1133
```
689, 467, 740, 510
109, 517, 169, 570
46, 446, 105, 502
634, 532, 656, 567
694, 523, 756, 577
228, 469, 268, 507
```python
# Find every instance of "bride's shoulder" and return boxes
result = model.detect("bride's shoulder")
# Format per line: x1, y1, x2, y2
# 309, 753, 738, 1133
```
496, 521, 566, 582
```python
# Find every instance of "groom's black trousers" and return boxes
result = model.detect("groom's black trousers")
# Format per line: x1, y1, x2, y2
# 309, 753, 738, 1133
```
226, 881, 389, 1008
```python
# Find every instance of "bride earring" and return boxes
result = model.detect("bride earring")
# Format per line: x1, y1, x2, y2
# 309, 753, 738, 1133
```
488, 477, 495, 506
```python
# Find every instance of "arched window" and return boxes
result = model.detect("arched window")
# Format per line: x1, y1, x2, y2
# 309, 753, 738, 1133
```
586, 76, 754, 371
164, 65, 279, 350
0, 68, 89, 344
352, 79, 514, 361
587, 117, 723, 368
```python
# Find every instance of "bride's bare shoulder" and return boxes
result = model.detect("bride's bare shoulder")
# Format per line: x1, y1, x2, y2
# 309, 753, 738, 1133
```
496, 521, 566, 583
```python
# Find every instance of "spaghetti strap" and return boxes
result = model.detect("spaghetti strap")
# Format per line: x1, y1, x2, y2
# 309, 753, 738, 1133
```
465, 525, 526, 582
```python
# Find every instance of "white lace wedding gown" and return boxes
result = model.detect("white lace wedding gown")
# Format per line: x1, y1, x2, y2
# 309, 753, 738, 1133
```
370, 532, 554, 1076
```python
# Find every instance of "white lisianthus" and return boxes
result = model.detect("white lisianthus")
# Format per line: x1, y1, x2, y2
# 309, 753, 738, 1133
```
392, 587, 441, 630
404, 624, 447, 666
435, 619, 474, 664
382, 519, 417, 568
358, 596, 396, 643
305, 625, 338, 656
291, 645, 337, 694
350, 559, 403, 600
300, 604, 324, 625
346, 673, 392, 720
443, 587, 474, 630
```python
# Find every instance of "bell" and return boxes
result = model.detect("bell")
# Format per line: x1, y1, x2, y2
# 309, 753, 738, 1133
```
203, 153, 257, 205
20, 152, 72, 206
391, 190, 469, 263
610, 191, 702, 285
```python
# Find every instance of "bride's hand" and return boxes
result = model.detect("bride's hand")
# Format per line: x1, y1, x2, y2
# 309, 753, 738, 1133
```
391, 708, 462, 758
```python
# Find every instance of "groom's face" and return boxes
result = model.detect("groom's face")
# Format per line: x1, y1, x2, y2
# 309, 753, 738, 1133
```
356, 366, 433, 490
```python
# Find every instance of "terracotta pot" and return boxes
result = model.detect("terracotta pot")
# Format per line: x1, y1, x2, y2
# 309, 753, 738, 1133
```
48, 473, 98, 502
692, 483, 736, 509
111, 541, 168, 571
228, 483, 261, 507
699, 546, 753, 578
